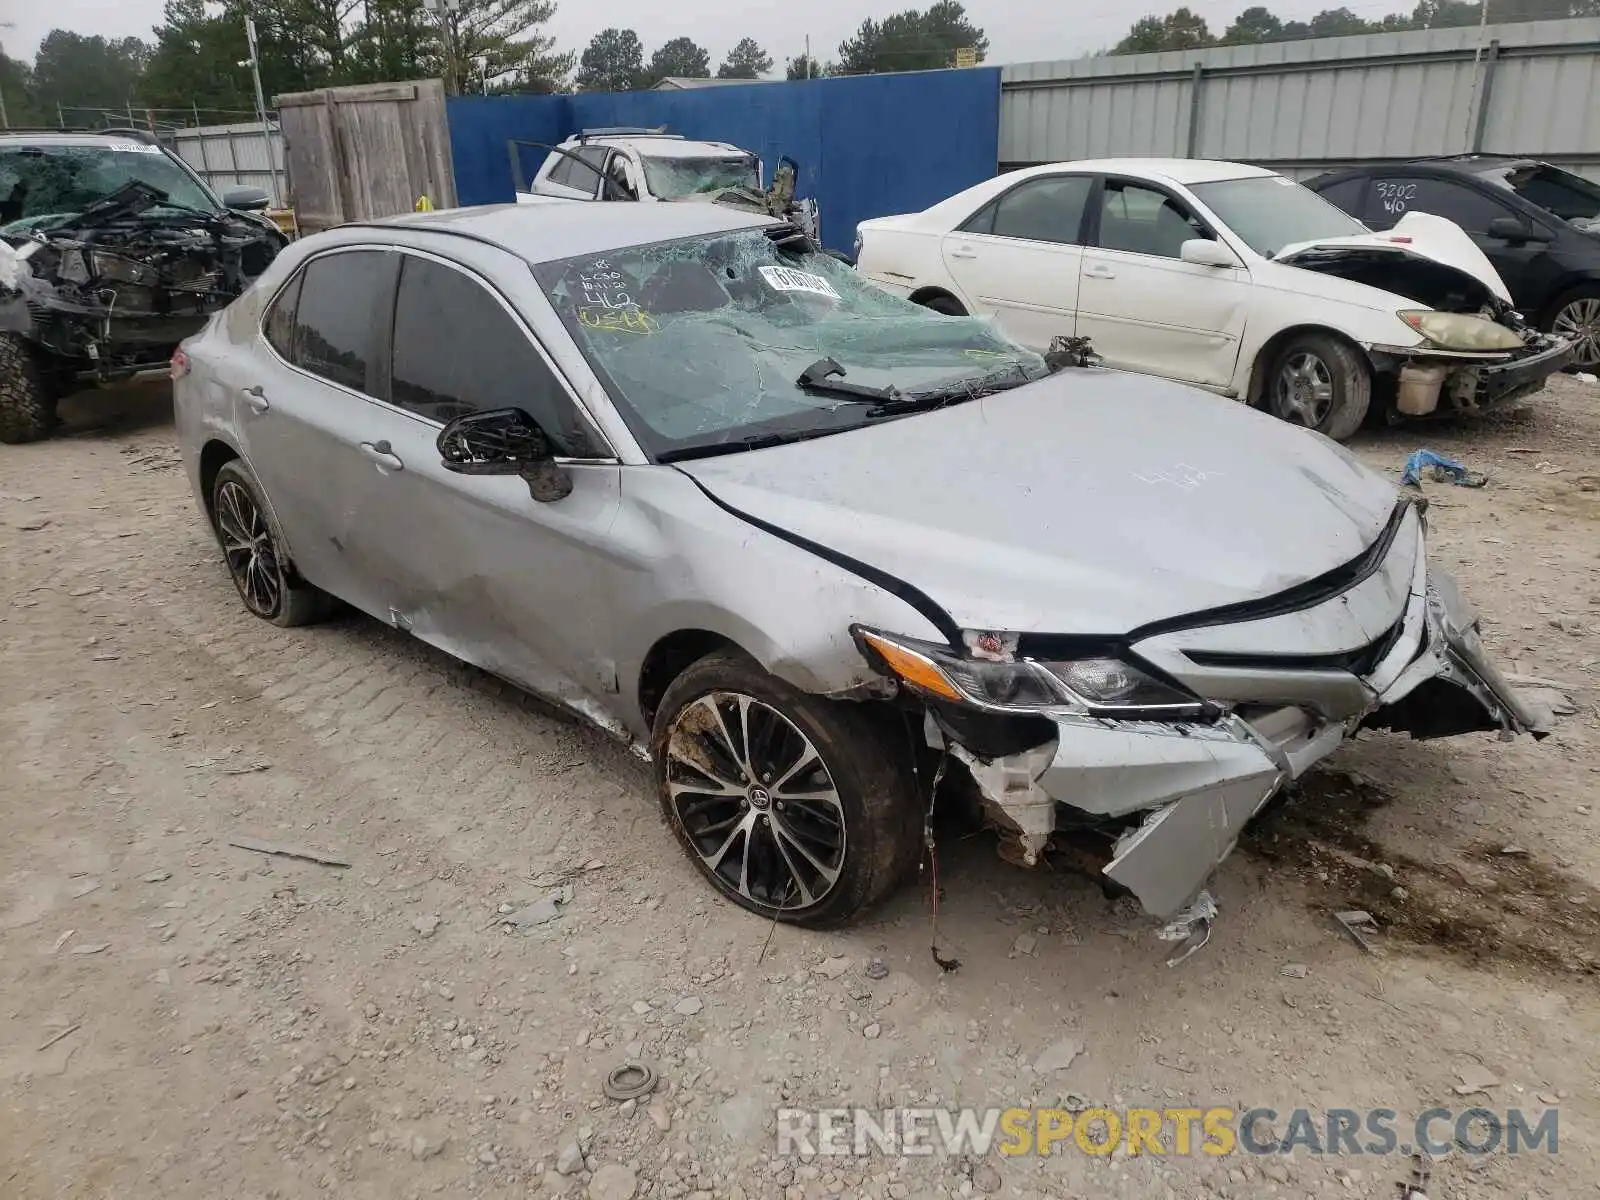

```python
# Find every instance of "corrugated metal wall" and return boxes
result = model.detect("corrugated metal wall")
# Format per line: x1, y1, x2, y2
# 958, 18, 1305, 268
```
445, 69, 1002, 252
1002, 17, 1600, 181
167, 121, 286, 200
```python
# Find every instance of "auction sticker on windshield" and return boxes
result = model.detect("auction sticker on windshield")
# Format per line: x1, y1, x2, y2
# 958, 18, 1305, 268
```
108, 141, 163, 154
759, 265, 841, 300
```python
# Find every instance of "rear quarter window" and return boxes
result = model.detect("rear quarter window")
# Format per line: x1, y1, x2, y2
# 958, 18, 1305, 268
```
1312, 177, 1369, 221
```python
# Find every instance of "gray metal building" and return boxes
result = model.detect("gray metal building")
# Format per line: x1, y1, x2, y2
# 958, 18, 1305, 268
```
1001, 17, 1600, 180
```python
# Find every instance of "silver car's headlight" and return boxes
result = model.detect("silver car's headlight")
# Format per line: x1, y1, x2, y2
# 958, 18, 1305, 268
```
1398, 310, 1523, 352
853, 627, 1204, 716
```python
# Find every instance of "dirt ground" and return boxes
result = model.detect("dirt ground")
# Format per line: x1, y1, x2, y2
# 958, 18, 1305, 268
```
2, 375, 1598, 1200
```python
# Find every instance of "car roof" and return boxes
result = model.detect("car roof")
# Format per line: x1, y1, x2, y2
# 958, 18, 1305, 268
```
1317, 155, 1545, 179
0, 131, 171, 150
558, 134, 749, 159
1024, 158, 1279, 186
353, 200, 778, 263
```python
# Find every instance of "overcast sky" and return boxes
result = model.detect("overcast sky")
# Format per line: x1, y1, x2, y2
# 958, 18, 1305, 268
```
7, 0, 1405, 71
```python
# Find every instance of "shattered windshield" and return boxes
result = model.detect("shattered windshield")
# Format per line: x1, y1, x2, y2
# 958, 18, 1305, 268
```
1191, 175, 1369, 256
534, 226, 1049, 460
0, 142, 218, 233
1481, 163, 1600, 231
641, 155, 760, 199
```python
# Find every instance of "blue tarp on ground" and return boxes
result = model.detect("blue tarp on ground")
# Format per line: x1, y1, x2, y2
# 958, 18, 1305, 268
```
445, 69, 1001, 252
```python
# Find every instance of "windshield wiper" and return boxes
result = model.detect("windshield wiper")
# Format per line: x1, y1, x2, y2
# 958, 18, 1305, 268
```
657, 425, 851, 463
795, 357, 904, 403
862, 362, 1038, 417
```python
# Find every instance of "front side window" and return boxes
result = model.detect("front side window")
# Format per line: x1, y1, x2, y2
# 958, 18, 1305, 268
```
290, 250, 395, 393
534, 226, 1047, 460
1191, 175, 1369, 256
640, 155, 760, 199
389, 254, 594, 454
0, 142, 218, 233
1096, 181, 1211, 259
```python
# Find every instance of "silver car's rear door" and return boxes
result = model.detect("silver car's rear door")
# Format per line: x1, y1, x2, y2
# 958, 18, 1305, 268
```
336, 248, 625, 721
242, 245, 400, 616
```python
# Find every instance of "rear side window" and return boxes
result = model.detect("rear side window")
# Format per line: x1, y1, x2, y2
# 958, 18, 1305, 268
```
290, 250, 395, 393
263, 270, 302, 358
1312, 176, 1369, 221
990, 175, 1092, 245
545, 151, 576, 187
1365, 176, 1515, 233
389, 254, 593, 454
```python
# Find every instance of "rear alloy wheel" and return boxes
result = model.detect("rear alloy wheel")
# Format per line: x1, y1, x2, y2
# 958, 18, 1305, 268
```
210, 460, 336, 627
1550, 291, 1600, 371
652, 650, 920, 928
1266, 333, 1370, 441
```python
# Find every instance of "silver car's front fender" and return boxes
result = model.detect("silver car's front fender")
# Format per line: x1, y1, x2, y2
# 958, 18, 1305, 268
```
608, 467, 949, 741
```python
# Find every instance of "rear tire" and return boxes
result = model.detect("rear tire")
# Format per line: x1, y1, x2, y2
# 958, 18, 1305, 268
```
919, 293, 967, 316
1545, 285, 1600, 372
210, 459, 337, 627
0, 335, 60, 444
651, 650, 921, 928
1265, 332, 1370, 441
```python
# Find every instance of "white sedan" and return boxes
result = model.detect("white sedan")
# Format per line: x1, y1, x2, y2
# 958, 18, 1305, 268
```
855, 159, 1572, 440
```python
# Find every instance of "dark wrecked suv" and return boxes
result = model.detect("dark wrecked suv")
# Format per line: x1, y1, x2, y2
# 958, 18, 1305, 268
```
0, 130, 286, 443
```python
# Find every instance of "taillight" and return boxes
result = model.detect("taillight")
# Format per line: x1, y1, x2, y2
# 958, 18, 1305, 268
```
170, 348, 190, 380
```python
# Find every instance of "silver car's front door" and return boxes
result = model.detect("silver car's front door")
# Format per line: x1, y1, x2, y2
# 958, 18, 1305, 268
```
240, 246, 400, 616
339, 250, 624, 720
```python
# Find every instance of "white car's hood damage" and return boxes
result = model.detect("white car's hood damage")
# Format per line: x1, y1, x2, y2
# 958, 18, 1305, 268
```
1275, 211, 1513, 305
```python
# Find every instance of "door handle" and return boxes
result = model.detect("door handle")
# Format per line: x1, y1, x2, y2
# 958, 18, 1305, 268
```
359, 440, 404, 471
1084, 264, 1116, 279
242, 384, 269, 414
949, 245, 978, 260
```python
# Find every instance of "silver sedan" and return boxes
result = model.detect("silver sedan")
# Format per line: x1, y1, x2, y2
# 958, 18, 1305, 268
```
172, 201, 1549, 931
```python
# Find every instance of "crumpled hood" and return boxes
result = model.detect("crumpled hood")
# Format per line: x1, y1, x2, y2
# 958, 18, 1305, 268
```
678, 370, 1401, 635
1275, 211, 1512, 303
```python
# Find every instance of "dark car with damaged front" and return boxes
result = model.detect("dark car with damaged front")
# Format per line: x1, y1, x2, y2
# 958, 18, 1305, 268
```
0, 131, 285, 443
173, 201, 1551, 948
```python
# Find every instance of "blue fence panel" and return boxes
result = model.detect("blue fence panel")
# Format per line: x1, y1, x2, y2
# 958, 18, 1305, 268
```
444, 69, 1001, 252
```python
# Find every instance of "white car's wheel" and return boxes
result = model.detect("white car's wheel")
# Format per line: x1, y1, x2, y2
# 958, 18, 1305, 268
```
1266, 333, 1370, 441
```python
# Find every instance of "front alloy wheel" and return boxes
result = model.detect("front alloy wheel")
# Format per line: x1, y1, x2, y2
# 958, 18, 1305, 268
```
651, 650, 920, 928
1552, 295, 1600, 370
664, 692, 846, 910
1274, 351, 1334, 429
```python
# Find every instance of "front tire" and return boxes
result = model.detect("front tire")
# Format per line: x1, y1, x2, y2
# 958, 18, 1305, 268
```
918, 292, 967, 316
651, 650, 920, 928
0, 335, 60, 444
210, 460, 336, 627
1546, 286, 1600, 372
1265, 333, 1370, 441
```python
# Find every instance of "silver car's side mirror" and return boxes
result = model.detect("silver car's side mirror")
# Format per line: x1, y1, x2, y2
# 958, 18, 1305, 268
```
437, 407, 572, 503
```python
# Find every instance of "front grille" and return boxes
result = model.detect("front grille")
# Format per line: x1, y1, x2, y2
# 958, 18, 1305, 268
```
1183, 613, 1406, 679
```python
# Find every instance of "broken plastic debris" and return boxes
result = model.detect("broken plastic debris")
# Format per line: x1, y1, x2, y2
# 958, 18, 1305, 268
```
1334, 909, 1380, 954
1401, 449, 1487, 488
498, 885, 573, 928
1453, 1064, 1500, 1095
1032, 1037, 1084, 1073
1279, 962, 1310, 979
1157, 889, 1216, 967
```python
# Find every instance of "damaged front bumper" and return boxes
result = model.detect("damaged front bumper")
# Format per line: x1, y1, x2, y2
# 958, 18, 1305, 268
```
954, 566, 1550, 920
1371, 333, 1573, 417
